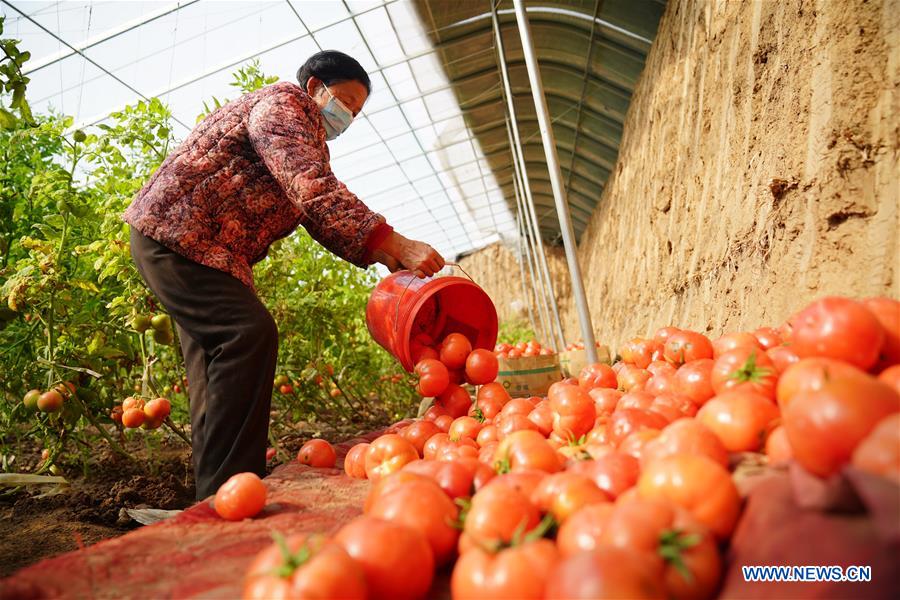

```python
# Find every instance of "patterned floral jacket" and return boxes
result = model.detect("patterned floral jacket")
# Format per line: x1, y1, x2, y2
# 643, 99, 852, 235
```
123, 81, 391, 290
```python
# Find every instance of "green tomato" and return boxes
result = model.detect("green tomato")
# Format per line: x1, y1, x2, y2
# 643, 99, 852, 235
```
131, 314, 152, 333
23, 389, 41, 412
150, 313, 171, 332
72, 129, 87, 143
153, 328, 174, 345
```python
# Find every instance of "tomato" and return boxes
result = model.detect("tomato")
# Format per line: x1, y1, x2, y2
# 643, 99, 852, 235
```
775, 357, 864, 410
697, 391, 779, 452
453, 456, 496, 491
530, 472, 610, 522
783, 374, 899, 477
437, 439, 480, 461
143, 397, 171, 421
578, 362, 618, 390
879, 365, 900, 395
753, 327, 783, 350
569, 451, 640, 499
673, 359, 715, 406
415, 358, 450, 397
465, 348, 499, 385
712, 332, 762, 357
618, 429, 662, 462
652, 392, 698, 419
404, 459, 478, 499
642, 418, 728, 468
402, 420, 442, 456
344, 443, 369, 478
440, 333, 473, 369
122, 407, 145, 428
368, 478, 459, 566
862, 297, 900, 368
645, 371, 676, 397
764, 425, 793, 465
448, 416, 483, 442
499, 397, 536, 419
477, 382, 511, 405
638, 454, 741, 540
476, 424, 499, 447
851, 413, 900, 482
110, 406, 123, 424
495, 430, 561, 473
451, 539, 558, 600
462, 481, 541, 551
423, 432, 451, 460
617, 390, 655, 412
545, 546, 666, 600
527, 401, 554, 437
478, 441, 499, 465
474, 395, 505, 421
791, 297, 884, 370
549, 383, 597, 440
22, 389, 41, 412
412, 345, 440, 364
243, 533, 366, 600
664, 331, 714, 366
767, 345, 800, 374
555, 502, 614, 556
364, 434, 419, 481
617, 364, 652, 392
436, 384, 472, 418
335, 516, 434, 600
37, 390, 64, 413
433, 414, 453, 433
492, 415, 539, 440
214, 472, 267, 521
422, 404, 447, 421
365, 472, 433, 513
279, 384, 293, 395
710, 348, 778, 399
606, 409, 668, 446
653, 327, 681, 345
589, 387, 623, 416
621, 338, 661, 369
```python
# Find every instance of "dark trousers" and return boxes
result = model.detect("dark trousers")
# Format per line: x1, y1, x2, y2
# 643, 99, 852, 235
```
129, 227, 277, 500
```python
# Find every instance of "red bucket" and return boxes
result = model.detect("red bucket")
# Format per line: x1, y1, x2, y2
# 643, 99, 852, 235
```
366, 269, 498, 372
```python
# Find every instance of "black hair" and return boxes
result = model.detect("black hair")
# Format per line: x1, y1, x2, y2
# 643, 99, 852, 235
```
297, 50, 372, 95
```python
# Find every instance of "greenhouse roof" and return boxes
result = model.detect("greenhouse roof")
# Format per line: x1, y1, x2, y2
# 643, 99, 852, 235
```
1, 0, 663, 257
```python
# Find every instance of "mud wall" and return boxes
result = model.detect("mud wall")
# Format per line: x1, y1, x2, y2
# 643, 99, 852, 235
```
464, 0, 897, 350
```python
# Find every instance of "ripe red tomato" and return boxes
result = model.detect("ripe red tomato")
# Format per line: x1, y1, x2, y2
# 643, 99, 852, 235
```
437, 384, 473, 418
645, 371, 676, 397
413, 345, 440, 364
423, 432, 451, 460
415, 358, 450, 397
477, 381, 511, 404
451, 539, 558, 600
448, 416, 483, 442
143, 397, 171, 421
641, 418, 728, 468
664, 331, 714, 366
652, 392, 698, 419
879, 365, 900, 395
606, 409, 668, 447
696, 391, 779, 452
555, 502, 614, 556
578, 362, 618, 390
712, 332, 762, 357
783, 374, 899, 477
617, 364, 652, 392
862, 297, 900, 369
767, 345, 800, 374
476, 424, 499, 447
527, 401, 554, 437
617, 390, 655, 412
710, 348, 778, 399
344, 443, 369, 478
440, 333, 473, 369
368, 478, 459, 566
474, 395, 505, 421
530, 472, 610, 522
764, 425, 793, 465
402, 420, 442, 456
122, 407, 145, 428
297, 439, 337, 468
753, 327, 783, 350
243, 534, 366, 600
618, 429, 662, 462
638, 454, 741, 540
673, 359, 715, 406
495, 430, 561, 473
544, 546, 666, 600
433, 414, 453, 432
568, 451, 639, 499
336, 516, 434, 600
364, 434, 419, 481
37, 390, 64, 413
790, 296, 884, 370
851, 413, 900, 482
589, 388, 623, 416
775, 357, 864, 409
495, 414, 539, 439
214, 472, 267, 521
423, 404, 448, 421
465, 348, 499, 385
549, 383, 597, 440
653, 326, 681, 345
621, 338, 661, 369
462, 481, 541, 550
499, 397, 537, 419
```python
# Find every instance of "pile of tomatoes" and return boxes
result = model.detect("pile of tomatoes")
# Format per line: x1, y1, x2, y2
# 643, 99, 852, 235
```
494, 340, 555, 359
230, 294, 898, 600
109, 396, 172, 430
564, 341, 604, 352
21, 381, 77, 414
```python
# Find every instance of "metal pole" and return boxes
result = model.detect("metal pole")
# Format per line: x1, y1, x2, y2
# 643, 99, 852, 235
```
492, 6, 567, 352
512, 0, 598, 362
514, 177, 550, 344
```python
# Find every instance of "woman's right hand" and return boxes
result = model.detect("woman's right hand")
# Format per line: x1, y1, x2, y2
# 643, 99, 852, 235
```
373, 231, 445, 278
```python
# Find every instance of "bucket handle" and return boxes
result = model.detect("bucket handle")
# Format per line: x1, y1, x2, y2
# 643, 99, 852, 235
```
392, 263, 479, 328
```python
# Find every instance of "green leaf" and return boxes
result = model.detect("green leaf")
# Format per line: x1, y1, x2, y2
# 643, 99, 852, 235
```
0, 107, 16, 129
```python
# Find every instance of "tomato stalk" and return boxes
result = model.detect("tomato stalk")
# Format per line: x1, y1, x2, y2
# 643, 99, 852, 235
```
658, 529, 701, 580
728, 352, 774, 383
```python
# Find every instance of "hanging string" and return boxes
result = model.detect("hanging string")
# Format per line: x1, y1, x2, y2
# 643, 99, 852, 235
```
75, 2, 92, 123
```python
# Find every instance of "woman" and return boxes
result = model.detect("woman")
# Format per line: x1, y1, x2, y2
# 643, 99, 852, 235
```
124, 50, 444, 500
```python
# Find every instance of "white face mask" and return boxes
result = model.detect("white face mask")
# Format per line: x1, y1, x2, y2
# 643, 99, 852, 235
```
319, 84, 354, 140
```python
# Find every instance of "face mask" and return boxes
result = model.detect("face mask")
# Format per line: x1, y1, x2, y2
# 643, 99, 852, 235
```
319, 84, 354, 140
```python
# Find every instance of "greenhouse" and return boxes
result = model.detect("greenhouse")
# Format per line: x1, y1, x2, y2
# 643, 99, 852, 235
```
0, 1, 897, 598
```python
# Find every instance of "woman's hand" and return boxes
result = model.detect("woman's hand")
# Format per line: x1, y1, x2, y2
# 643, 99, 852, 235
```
372, 231, 445, 278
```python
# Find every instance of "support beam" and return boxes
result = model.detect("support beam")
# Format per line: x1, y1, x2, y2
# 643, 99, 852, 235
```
513, 0, 598, 362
